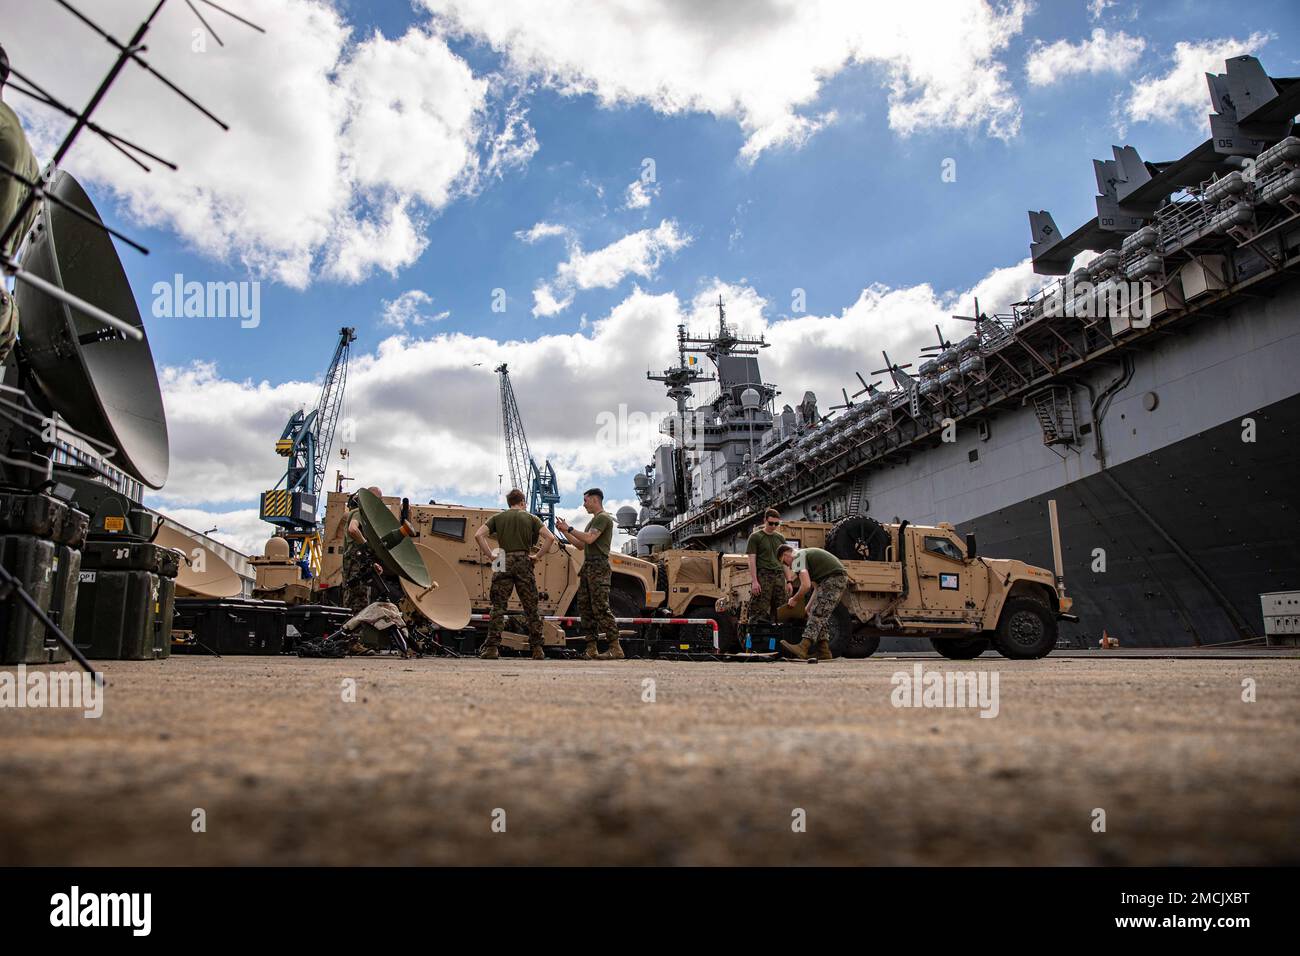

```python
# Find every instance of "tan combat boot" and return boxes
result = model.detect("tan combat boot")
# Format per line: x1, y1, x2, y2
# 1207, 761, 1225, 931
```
531, 644, 546, 661
597, 638, 625, 660
478, 643, 500, 660
815, 638, 833, 661
780, 636, 815, 660
582, 638, 599, 659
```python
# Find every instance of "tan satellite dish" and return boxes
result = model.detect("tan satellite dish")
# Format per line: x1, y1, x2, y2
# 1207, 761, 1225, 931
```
155, 523, 243, 598
400, 543, 471, 630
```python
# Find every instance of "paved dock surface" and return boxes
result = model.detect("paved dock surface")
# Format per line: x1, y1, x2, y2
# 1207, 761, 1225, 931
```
2, 653, 1298, 865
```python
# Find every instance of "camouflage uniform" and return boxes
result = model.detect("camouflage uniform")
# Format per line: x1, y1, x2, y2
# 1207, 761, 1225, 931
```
802, 571, 848, 644
341, 507, 375, 614
486, 551, 543, 648
1, 101, 40, 367
751, 569, 787, 625
576, 551, 618, 646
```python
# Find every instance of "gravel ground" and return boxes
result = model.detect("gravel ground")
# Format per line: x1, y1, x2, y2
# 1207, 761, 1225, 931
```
1, 653, 1297, 865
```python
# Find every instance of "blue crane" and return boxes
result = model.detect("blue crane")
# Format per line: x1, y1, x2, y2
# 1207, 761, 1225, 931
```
261, 327, 357, 571
495, 363, 561, 530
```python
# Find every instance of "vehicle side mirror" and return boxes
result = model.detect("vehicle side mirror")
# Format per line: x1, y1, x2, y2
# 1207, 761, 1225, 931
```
966, 533, 977, 559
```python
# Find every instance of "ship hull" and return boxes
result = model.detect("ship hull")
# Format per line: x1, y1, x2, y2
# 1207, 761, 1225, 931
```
961, 390, 1300, 647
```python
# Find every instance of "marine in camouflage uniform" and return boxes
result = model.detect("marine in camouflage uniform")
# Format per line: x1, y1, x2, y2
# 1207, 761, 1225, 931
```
745, 513, 788, 625
559, 490, 620, 659
475, 493, 554, 660
341, 505, 377, 615
780, 546, 848, 661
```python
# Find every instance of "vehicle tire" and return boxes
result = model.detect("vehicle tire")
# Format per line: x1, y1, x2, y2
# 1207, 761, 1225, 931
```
827, 608, 879, 658
992, 598, 1057, 659
932, 636, 990, 659
608, 585, 641, 619
825, 515, 890, 562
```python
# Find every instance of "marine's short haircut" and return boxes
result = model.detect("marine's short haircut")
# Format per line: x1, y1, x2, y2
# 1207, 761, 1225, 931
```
506, 488, 525, 507
583, 487, 604, 501
764, 507, 781, 520
777, 544, 794, 558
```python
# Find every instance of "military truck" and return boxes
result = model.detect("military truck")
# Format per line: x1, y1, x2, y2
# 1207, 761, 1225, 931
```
710, 514, 1074, 659
313, 492, 700, 652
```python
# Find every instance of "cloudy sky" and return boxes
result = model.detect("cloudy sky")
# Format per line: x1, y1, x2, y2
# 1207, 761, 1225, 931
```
4, 0, 1296, 553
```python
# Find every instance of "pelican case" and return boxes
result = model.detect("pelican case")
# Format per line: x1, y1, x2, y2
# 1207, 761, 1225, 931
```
44, 544, 81, 663
0, 490, 89, 548
73, 541, 178, 660
172, 598, 287, 655
0, 533, 57, 664
742, 622, 787, 654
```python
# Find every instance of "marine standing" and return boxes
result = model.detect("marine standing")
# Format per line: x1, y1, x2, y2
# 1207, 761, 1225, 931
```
0, 44, 42, 364
474, 488, 557, 660
745, 508, 789, 625
556, 488, 621, 660
341, 486, 384, 614
778, 545, 848, 661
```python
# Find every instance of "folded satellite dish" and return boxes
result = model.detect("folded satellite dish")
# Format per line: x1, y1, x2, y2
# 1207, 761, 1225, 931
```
355, 488, 431, 588
155, 523, 243, 598
15, 171, 169, 488
400, 543, 471, 630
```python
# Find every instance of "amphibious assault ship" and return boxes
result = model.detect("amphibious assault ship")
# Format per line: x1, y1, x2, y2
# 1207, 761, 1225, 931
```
628, 54, 1300, 647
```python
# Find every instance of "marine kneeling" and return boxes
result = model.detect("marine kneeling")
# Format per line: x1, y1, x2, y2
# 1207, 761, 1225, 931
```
778, 544, 847, 661
475, 488, 556, 660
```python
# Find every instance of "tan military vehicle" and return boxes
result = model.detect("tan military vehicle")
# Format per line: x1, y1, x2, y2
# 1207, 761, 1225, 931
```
713, 514, 1074, 659
316, 492, 665, 645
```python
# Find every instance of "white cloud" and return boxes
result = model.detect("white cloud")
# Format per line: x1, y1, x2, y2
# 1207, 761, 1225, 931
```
531, 283, 576, 318
515, 221, 573, 244
1087, 0, 1117, 20
1026, 29, 1146, 87
152, 255, 1092, 550
1122, 32, 1272, 129
157, 506, 268, 558
380, 290, 449, 329
623, 178, 658, 210
9, 2, 534, 289
532, 220, 691, 316
421, 0, 1029, 161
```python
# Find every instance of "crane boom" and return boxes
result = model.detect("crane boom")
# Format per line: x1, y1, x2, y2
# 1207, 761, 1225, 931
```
312, 327, 356, 499
496, 363, 531, 495
260, 326, 358, 569
495, 363, 561, 529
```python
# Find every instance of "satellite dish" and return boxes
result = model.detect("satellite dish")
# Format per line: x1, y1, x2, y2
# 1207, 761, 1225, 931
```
14, 171, 169, 488
355, 488, 431, 588
400, 543, 471, 630
155, 523, 243, 598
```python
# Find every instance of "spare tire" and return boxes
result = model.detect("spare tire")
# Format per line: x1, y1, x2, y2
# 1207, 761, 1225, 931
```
826, 515, 890, 561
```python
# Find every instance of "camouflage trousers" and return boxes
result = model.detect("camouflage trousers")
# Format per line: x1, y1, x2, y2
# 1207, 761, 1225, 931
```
487, 551, 543, 646
341, 545, 375, 615
749, 568, 787, 625
576, 557, 618, 644
802, 572, 848, 644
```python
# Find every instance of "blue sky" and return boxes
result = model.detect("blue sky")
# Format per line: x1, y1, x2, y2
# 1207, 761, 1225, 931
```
10, 0, 1299, 551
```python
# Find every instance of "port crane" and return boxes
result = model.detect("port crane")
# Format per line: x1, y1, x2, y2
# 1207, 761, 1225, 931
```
495, 363, 561, 530
260, 327, 357, 572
